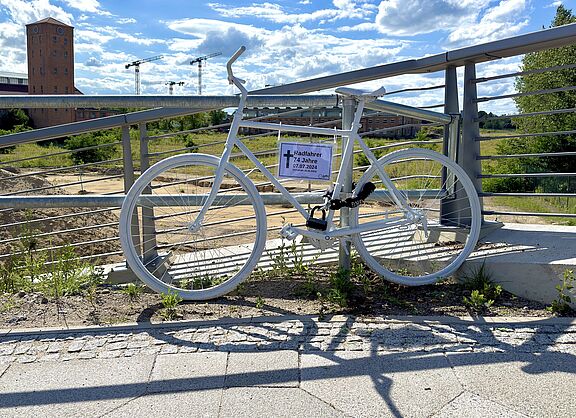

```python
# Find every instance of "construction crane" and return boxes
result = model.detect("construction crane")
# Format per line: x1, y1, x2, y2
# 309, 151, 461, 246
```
190, 52, 222, 95
165, 81, 185, 95
125, 55, 163, 95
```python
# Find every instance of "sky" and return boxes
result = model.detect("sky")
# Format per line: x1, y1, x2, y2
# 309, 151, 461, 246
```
0, 0, 574, 113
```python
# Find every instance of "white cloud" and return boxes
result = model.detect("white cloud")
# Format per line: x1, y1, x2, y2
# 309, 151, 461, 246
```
116, 17, 136, 24
60, 0, 110, 16
166, 17, 409, 93
546, 1, 563, 7
77, 23, 165, 47
206, 1, 374, 24
373, 0, 488, 36
0, 0, 73, 25
448, 0, 529, 46
84, 56, 104, 67
167, 18, 265, 39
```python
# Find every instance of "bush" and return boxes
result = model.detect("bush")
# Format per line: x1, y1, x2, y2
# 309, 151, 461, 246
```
0, 109, 30, 130
176, 133, 197, 151
65, 131, 118, 165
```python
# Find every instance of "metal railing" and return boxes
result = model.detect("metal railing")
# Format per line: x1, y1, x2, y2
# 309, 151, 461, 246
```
0, 23, 575, 272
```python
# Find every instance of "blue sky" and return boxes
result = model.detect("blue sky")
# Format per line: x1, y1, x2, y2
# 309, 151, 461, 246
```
0, 0, 574, 112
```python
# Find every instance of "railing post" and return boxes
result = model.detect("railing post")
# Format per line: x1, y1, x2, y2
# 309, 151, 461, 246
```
461, 62, 484, 218
138, 123, 159, 265
443, 65, 459, 161
441, 66, 462, 226
339, 98, 355, 271
121, 124, 141, 256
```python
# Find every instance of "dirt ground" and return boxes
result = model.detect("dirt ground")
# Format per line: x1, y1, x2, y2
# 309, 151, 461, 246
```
1, 264, 569, 331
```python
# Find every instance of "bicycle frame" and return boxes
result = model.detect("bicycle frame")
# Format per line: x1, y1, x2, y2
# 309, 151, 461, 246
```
190, 89, 416, 242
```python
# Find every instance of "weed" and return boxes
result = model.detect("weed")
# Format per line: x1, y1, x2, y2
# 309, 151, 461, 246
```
463, 289, 494, 311
327, 268, 355, 307
255, 295, 265, 309
42, 244, 94, 299
84, 267, 104, 309
0, 296, 18, 313
462, 262, 502, 302
267, 240, 290, 275
547, 269, 574, 315
178, 275, 224, 290
290, 241, 319, 277
123, 283, 144, 301
160, 290, 183, 320
298, 277, 320, 299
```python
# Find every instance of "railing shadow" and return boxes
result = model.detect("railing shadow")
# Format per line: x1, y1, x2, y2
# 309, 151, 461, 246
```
0, 314, 574, 416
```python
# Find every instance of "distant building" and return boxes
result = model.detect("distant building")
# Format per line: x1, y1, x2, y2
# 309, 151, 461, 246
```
0, 71, 28, 95
242, 107, 422, 138
26, 17, 76, 128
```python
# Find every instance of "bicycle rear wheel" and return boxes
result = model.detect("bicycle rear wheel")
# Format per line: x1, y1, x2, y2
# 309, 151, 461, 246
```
351, 148, 481, 285
119, 153, 267, 300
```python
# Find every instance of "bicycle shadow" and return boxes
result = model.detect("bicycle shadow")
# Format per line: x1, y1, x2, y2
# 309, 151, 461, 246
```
0, 312, 574, 417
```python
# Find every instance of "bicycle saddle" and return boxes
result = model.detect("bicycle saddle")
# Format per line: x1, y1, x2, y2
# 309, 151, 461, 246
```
335, 86, 386, 101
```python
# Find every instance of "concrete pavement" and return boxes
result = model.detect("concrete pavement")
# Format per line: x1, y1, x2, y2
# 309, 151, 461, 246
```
1, 315, 575, 417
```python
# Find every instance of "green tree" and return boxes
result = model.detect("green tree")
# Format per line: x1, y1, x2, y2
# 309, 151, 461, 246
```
488, 5, 576, 193
209, 109, 227, 126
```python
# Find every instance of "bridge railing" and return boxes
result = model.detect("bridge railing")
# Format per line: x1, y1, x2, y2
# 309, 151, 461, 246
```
0, 23, 575, 273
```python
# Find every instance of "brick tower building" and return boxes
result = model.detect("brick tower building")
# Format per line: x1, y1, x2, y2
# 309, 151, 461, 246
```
26, 17, 75, 128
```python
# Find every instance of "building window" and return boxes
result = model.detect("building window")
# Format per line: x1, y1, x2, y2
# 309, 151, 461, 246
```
53, 68, 57, 74
53, 36, 57, 43
39, 49, 42, 56
40, 85, 43, 93
52, 50, 57, 57
54, 86, 57, 93
32, 86, 35, 93
64, 68, 68, 75
64, 38, 68, 45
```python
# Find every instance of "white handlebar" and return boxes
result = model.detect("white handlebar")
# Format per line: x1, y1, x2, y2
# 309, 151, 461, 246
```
227, 46, 246, 84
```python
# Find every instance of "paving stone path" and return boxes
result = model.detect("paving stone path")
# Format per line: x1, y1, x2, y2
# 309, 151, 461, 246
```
1, 315, 575, 365
1, 315, 575, 417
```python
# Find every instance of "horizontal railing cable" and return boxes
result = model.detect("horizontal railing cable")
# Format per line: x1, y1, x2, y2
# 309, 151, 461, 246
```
473, 62, 576, 83
475, 85, 576, 103
476, 129, 576, 141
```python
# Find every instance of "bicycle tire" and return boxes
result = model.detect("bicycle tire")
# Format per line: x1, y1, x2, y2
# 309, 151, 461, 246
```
119, 153, 267, 300
351, 148, 481, 285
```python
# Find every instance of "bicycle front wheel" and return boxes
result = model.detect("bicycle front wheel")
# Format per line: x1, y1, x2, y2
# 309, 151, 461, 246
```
351, 148, 481, 285
119, 153, 267, 300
